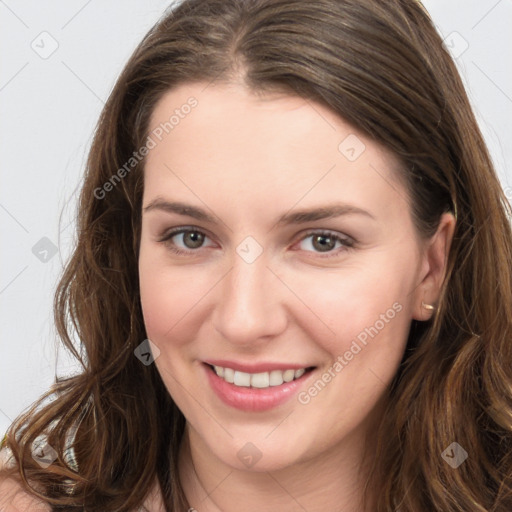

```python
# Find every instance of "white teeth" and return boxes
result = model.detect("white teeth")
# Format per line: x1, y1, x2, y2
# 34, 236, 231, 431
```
269, 370, 284, 386
224, 367, 235, 383
251, 372, 270, 388
283, 369, 295, 382
212, 365, 309, 388
233, 371, 251, 387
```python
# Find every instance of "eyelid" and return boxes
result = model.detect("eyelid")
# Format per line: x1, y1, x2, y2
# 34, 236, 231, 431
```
298, 228, 354, 244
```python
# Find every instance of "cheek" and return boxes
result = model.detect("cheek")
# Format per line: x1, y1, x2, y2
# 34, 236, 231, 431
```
138, 250, 214, 345
290, 267, 412, 427
283, 257, 413, 359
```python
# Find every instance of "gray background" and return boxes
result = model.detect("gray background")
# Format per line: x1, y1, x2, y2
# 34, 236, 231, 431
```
1, 0, 511, 437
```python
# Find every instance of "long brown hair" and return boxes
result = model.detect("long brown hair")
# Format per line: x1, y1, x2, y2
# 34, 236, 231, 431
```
2, 0, 512, 510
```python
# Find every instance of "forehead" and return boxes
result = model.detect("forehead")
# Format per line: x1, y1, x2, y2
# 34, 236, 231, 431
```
143, 81, 409, 222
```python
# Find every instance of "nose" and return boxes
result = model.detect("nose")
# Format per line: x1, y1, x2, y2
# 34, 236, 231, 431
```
213, 252, 288, 347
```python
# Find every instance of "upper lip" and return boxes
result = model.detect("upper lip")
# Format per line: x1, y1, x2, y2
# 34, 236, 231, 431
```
204, 360, 315, 373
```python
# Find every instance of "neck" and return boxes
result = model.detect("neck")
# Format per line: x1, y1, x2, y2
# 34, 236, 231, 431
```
178, 418, 380, 512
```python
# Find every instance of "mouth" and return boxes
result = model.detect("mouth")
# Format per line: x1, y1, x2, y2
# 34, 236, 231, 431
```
203, 362, 316, 412
206, 363, 316, 389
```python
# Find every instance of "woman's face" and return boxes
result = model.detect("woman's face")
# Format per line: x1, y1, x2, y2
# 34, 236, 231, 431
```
138, 81, 450, 472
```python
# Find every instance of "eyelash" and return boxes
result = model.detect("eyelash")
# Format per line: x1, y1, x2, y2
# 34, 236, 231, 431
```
157, 226, 355, 259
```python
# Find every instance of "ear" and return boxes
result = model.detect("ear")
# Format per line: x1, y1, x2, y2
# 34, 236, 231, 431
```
412, 212, 456, 321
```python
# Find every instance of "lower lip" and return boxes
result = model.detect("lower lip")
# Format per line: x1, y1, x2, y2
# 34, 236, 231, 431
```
204, 364, 314, 412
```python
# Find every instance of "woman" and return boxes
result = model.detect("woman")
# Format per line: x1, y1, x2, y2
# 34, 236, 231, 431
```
1, 0, 511, 510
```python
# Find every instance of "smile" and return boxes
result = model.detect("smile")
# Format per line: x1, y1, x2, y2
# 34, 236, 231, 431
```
211, 365, 310, 388
203, 362, 316, 412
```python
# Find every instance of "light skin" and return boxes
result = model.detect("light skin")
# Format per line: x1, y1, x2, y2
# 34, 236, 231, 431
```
135, 80, 456, 512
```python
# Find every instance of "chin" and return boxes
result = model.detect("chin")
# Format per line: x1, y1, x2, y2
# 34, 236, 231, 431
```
200, 429, 316, 473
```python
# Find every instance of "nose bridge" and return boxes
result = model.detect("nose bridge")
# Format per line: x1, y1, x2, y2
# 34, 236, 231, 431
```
213, 249, 287, 345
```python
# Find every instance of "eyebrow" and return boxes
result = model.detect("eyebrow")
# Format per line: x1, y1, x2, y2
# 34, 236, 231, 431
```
143, 198, 376, 225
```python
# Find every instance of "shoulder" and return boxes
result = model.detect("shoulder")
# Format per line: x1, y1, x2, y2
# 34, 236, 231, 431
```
0, 476, 50, 512
0, 449, 50, 512
1, 448, 163, 512
0, 477, 49, 512
141, 477, 166, 511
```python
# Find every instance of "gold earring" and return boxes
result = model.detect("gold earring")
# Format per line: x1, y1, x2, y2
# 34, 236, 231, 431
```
421, 301, 435, 311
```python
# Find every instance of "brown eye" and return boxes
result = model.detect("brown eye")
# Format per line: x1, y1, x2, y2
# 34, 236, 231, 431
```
159, 228, 214, 255
181, 231, 205, 249
297, 231, 354, 257
311, 234, 337, 252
